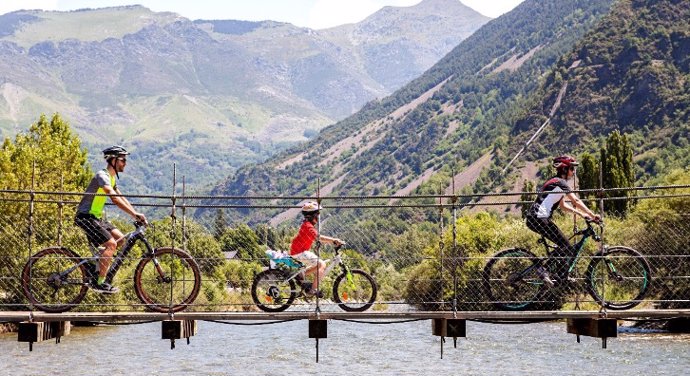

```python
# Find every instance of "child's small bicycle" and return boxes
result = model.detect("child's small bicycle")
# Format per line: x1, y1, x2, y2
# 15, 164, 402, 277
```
250, 244, 377, 312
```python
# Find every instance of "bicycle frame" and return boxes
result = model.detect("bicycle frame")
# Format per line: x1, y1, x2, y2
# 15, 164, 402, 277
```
63, 223, 155, 285
539, 221, 601, 276
274, 247, 350, 290
509, 221, 601, 284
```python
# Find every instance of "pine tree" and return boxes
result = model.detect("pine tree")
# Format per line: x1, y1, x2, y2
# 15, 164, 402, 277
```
519, 179, 535, 218
599, 130, 635, 216
578, 152, 599, 205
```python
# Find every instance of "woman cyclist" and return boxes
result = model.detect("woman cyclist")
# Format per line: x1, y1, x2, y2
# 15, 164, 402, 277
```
525, 155, 600, 285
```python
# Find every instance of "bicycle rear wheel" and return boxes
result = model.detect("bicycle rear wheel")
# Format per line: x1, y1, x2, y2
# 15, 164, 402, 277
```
134, 247, 201, 313
586, 246, 651, 310
333, 269, 377, 312
21, 247, 89, 313
483, 248, 545, 310
251, 269, 296, 312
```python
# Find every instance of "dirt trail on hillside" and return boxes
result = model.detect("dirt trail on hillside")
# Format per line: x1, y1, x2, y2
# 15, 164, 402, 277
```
444, 152, 493, 195
492, 45, 543, 74
268, 173, 348, 227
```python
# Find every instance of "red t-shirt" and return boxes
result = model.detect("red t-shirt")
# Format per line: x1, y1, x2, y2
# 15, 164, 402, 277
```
290, 220, 318, 255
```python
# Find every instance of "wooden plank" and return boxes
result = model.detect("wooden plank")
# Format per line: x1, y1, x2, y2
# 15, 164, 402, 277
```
1, 309, 690, 323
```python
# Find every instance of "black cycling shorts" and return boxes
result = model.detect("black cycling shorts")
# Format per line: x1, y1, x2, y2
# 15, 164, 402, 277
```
74, 213, 116, 247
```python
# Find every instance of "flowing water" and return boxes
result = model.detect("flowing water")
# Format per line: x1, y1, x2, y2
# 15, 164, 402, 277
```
1, 319, 689, 375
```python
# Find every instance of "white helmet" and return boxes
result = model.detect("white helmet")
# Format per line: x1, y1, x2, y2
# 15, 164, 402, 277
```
301, 201, 322, 214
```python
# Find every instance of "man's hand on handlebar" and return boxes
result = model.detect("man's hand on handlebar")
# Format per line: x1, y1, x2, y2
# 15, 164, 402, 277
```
134, 212, 148, 225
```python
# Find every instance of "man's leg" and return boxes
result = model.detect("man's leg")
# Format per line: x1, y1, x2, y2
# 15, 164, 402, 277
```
97, 228, 123, 283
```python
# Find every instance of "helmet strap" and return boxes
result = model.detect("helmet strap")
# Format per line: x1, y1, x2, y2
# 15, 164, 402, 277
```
107, 158, 120, 179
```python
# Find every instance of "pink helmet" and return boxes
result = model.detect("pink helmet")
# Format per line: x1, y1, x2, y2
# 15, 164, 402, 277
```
552, 155, 579, 169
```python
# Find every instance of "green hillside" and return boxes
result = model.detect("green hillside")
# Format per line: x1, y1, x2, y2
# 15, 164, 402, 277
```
212, 0, 617, 215
505, 0, 690, 183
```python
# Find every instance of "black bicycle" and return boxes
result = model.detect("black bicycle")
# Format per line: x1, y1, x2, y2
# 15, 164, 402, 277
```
251, 244, 377, 312
483, 219, 651, 310
21, 222, 202, 313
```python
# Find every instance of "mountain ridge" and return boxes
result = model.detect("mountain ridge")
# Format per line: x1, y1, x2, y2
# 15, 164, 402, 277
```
0, 0, 489, 192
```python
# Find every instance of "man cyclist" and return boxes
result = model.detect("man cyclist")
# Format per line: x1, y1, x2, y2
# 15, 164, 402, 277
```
525, 155, 600, 285
74, 145, 147, 294
290, 201, 344, 297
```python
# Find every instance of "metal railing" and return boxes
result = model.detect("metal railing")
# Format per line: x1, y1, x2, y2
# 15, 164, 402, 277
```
1, 184, 688, 314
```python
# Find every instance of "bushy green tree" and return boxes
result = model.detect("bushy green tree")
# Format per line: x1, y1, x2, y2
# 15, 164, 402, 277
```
0, 114, 92, 306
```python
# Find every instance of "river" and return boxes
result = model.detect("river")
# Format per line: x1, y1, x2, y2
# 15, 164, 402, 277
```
1, 319, 689, 375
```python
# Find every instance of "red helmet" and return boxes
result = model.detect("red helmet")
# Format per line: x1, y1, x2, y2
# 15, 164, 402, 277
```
552, 155, 578, 169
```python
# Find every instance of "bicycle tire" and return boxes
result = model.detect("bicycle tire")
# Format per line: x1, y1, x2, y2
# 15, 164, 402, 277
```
586, 246, 651, 310
483, 248, 545, 310
332, 269, 377, 312
251, 269, 296, 312
21, 247, 89, 313
134, 247, 201, 313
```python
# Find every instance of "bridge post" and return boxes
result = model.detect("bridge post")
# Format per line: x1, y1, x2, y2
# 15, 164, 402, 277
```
162, 320, 197, 350
566, 318, 617, 349
432, 318, 466, 358
18, 321, 71, 351
309, 319, 327, 363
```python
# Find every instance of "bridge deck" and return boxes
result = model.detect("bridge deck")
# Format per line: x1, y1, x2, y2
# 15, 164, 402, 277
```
2, 309, 689, 323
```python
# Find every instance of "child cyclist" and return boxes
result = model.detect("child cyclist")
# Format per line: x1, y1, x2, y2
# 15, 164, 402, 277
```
289, 201, 344, 297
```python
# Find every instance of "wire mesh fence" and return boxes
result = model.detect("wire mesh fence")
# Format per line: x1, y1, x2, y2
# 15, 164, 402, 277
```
0, 185, 688, 313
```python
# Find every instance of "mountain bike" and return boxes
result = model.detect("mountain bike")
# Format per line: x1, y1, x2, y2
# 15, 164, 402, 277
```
483, 219, 651, 310
21, 222, 202, 313
251, 244, 377, 312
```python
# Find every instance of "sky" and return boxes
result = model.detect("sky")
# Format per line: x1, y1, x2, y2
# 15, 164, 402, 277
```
0, 0, 525, 29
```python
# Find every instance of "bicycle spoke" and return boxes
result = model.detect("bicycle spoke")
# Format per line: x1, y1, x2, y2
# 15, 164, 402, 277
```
251, 269, 296, 312
134, 248, 201, 312
587, 247, 651, 310
333, 269, 376, 312
22, 247, 88, 313
484, 249, 543, 310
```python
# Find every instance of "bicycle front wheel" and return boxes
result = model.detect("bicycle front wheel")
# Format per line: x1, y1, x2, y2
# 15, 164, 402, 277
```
134, 247, 202, 313
21, 247, 89, 313
483, 248, 545, 310
251, 269, 296, 312
333, 269, 377, 312
586, 246, 651, 310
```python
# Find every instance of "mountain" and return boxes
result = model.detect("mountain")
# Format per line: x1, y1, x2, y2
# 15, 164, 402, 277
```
0, 0, 489, 192
211, 0, 618, 222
